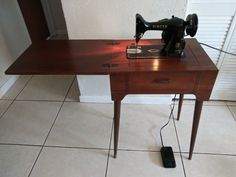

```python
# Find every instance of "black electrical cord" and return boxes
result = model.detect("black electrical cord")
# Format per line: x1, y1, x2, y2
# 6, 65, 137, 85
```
160, 94, 177, 147
159, 42, 235, 148
199, 42, 236, 56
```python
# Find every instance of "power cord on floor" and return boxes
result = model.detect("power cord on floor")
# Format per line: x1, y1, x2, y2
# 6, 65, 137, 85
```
159, 94, 177, 168
159, 41, 236, 146
199, 42, 236, 57
160, 94, 177, 147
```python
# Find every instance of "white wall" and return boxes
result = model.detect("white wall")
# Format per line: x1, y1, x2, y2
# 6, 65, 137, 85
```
61, 0, 188, 103
0, 29, 12, 88
0, 0, 31, 97
62, 0, 187, 39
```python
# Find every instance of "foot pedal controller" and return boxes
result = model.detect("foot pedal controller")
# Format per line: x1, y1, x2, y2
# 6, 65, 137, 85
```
161, 146, 176, 168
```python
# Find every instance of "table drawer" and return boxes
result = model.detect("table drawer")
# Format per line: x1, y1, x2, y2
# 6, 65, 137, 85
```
127, 72, 197, 92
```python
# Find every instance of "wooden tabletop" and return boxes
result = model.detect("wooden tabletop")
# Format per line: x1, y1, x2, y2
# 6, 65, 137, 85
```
5, 39, 217, 75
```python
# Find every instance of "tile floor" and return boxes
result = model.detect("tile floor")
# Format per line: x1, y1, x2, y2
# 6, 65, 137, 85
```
0, 75, 236, 177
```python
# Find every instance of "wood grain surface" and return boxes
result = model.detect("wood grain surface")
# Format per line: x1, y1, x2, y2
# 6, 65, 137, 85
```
5, 39, 217, 75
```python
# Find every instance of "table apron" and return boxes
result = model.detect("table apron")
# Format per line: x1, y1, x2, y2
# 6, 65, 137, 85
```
110, 71, 218, 101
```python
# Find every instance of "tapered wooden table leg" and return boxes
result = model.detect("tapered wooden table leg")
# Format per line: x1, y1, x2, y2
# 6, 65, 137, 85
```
189, 100, 203, 160
177, 94, 184, 120
113, 100, 121, 158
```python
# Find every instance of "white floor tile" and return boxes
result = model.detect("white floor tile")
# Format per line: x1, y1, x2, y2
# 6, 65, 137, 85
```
107, 151, 185, 177
175, 105, 236, 154
0, 101, 61, 145
0, 145, 40, 177
0, 100, 12, 117
226, 101, 236, 106
30, 147, 108, 177
2, 75, 32, 99
228, 106, 236, 121
17, 75, 74, 101
183, 154, 236, 177
112, 104, 179, 151
46, 102, 113, 148
203, 101, 226, 106
65, 79, 80, 102
175, 100, 194, 105
175, 100, 226, 106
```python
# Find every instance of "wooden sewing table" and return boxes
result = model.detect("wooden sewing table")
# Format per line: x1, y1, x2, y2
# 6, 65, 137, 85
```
5, 39, 218, 160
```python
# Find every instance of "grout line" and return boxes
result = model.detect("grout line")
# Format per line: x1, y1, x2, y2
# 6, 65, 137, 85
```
0, 142, 174, 153
121, 149, 161, 153
27, 144, 45, 177
0, 100, 13, 118
64, 100, 80, 102
104, 117, 114, 177
1, 142, 236, 157
1, 99, 111, 104
14, 99, 63, 103
0, 98, 62, 102
109, 148, 161, 153
226, 104, 236, 107
45, 145, 109, 151
1, 98, 230, 105
226, 104, 236, 122
200, 104, 227, 107
178, 99, 228, 102
36, 76, 75, 146
175, 101, 228, 107
27, 76, 75, 177
181, 151, 236, 157
225, 101, 236, 106
14, 76, 34, 99
0, 98, 14, 101
27, 101, 64, 177
0, 143, 42, 147
172, 118, 187, 177
167, 97, 187, 176
0, 76, 33, 120
183, 104, 227, 107
1, 99, 80, 103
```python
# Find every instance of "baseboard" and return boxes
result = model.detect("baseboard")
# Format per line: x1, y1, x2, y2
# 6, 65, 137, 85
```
79, 96, 112, 103
175, 94, 196, 99
123, 95, 172, 104
79, 95, 172, 104
0, 75, 19, 98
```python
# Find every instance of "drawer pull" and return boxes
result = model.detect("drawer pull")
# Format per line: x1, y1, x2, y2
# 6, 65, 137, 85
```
153, 79, 170, 84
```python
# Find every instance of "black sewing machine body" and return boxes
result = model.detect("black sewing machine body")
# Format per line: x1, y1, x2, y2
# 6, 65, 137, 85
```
127, 13, 198, 59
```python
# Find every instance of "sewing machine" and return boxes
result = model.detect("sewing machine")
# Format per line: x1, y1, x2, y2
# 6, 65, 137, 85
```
127, 13, 198, 58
